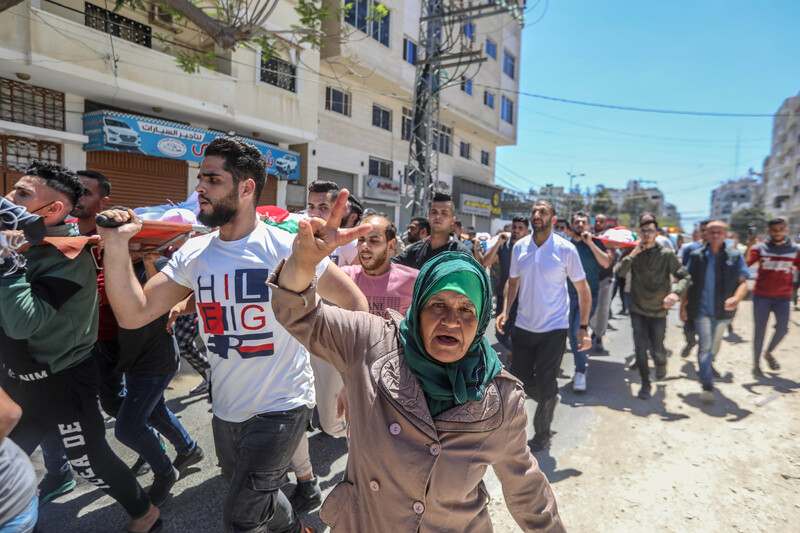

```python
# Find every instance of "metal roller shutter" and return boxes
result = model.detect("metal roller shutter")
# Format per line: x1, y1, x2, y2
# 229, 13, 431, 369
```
256, 175, 279, 207
317, 167, 355, 192
86, 151, 188, 208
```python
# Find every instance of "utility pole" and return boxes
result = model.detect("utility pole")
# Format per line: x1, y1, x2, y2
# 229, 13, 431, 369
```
566, 171, 584, 216
408, 1, 524, 216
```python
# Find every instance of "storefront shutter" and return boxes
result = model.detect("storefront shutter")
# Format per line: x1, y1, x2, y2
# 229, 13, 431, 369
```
86, 151, 188, 208
256, 175, 278, 207
317, 167, 355, 192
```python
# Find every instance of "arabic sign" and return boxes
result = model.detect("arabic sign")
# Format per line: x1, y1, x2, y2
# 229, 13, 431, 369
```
364, 175, 401, 202
83, 111, 300, 181
460, 193, 493, 216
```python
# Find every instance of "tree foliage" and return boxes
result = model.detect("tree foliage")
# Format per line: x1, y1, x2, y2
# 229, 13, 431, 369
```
621, 194, 658, 219
590, 186, 618, 216
729, 206, 770, 242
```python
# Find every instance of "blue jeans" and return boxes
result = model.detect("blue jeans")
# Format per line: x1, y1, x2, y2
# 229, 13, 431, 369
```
212, 406, 312, 533
752, 295, 790, 364
569, 294, 598, 373
0, 494, 37, 533
114, 372, 194, 476
695, 315, 731, 388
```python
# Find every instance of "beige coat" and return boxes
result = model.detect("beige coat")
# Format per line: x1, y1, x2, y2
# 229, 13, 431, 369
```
269, 263, 565, 532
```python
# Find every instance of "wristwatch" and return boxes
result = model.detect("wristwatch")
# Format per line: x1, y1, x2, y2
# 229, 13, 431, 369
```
579, 324, 589, 330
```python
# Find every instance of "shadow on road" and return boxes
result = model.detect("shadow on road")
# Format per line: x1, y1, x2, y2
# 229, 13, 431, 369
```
677, 391, 752, 422
532, 450, 582, 484
742, 372, 800, 396
558, 357, 689, 422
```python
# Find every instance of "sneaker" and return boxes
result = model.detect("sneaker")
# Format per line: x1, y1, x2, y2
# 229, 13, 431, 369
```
765, 353, 780, 371
700, 387, 715, 404
680, 343, 695, 358
189, 378, 210, 396
637, 384, 651, 400
148, 466, 179, 507
289, 476, 322, 514
131, 455, 152, 476
593, 338, 605, 352
630, 360, 639, 370
572, 372, 587, 392
173, 444, 204, 476
753, 365, 764, 377
38, 471, 76, 506
529, 433, 551, 453
655, 364, 667, 380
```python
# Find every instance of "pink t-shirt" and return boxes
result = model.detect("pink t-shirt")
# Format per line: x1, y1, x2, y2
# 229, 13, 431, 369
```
341, 264, 419, 319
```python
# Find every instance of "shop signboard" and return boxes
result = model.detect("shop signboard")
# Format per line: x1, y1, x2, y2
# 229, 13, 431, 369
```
364, 174, 401, 202
460, 193, 493, 216
83, 110, 300, 180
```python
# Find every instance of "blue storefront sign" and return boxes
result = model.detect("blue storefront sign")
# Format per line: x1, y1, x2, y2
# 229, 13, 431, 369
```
83, 111, 300, 181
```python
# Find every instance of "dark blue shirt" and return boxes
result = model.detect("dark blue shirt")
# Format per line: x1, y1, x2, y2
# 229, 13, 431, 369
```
691, 248, 749, 316
568, 237, 606, 296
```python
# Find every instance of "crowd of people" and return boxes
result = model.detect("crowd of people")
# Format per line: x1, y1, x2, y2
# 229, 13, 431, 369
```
0, 135, 798, 532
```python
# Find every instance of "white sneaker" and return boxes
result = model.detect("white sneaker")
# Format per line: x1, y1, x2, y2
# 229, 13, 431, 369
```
573, 372, 587, 392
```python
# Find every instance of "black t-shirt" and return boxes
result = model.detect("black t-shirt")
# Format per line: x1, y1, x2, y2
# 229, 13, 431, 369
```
391, 234, 473, 270
115, 257, 179, 375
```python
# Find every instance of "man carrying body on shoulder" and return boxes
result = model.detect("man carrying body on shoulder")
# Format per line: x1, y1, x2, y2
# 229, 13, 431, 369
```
2, 162, 158, 532
392, 192, 472, 270
481, 216, 530, 355
98, 138, 366, 533
746, 218, 800, 375
496, 201, 592, 453
615, 214, 691, 400
307, 181, 362, 267
342, 215, 418, 319
567, 212, 612, 392
681, 221, 748, 402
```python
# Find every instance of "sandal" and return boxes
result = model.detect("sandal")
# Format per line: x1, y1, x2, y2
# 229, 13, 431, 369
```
127, 518, 163, 533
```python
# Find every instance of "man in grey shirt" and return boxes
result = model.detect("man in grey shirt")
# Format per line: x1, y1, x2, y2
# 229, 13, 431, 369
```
1, 385, 37, 531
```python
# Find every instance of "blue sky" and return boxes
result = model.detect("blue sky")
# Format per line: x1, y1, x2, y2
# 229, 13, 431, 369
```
496, 0, 800, 229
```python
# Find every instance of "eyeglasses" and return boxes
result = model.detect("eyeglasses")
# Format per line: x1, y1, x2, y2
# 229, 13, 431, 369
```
638, 228, 657, 235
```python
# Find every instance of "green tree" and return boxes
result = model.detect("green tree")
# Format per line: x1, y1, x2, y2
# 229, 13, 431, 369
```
591, 186, 618, 216
621, 194, 658, 220
729, 207, 770, 242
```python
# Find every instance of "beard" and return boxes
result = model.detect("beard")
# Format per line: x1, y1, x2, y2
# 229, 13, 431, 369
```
533, 219, 552, 235
197, 188, 239, 228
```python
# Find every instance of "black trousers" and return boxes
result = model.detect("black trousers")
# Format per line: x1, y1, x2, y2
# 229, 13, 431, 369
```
683, 317, 696, 347
630, 312, 667, 385
6, 359, 151, 519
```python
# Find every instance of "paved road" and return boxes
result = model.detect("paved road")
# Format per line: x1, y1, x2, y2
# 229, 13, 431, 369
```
32, 304, 643, 532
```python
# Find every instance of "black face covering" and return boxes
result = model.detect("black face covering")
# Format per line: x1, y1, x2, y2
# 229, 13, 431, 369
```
0, 197, 47, 244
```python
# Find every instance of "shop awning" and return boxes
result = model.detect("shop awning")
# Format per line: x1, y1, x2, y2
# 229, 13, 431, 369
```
83, 111, 300, 181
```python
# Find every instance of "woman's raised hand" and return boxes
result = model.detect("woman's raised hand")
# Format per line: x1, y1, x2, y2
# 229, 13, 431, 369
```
293, 189, 372, 268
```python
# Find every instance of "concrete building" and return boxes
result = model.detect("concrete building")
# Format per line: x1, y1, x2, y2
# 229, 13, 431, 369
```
302, 0, 523, 230
758, 91, 800, 229
709, 177, 759, 223
0, 0, 321, 207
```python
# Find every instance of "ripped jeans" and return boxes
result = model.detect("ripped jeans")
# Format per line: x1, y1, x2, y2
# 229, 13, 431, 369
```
211, 406, 312, 533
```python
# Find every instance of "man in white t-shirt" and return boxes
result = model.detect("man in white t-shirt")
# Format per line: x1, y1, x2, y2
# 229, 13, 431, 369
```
306, 180, 362, 267
496, 200, 592, 453
98, 138, 367, 533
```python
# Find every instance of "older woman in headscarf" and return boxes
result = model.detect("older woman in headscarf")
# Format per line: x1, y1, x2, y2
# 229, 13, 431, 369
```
268, 191, 565, 532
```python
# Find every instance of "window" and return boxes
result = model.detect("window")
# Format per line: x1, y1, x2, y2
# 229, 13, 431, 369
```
0, 77, 65, 131
403, 37, 417, 65
501, 95, 514, 124
325, 87, 351, 116
481, 150, 490, 165
484, 91, 495, 109
460, 142, 470, 159
433, 124, 452, 155
260, 55, 297, 92
462, 22, 475, 41
401, 107, 413, 141
485, 38, 496, 59
372, 104, 391, 131
503, 50, 516, 79
369, 157, 392, 179
345, 0, 390, 47
460, 77, 473, 95
85, 3, 152, 48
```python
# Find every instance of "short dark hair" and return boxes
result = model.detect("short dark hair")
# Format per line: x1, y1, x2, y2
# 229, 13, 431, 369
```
347, 195, 364, 225
205, 137, 267, 202
699, 219, 711, 229
639, 217, 658, 230
362, 214, 397, 242
768, 217, 787, 226
571, 210, 590, 223
24, 161, 83, 208
512, 215, 529, 227
77, 170, 111, 197
431, 192, 455, 212
639, 212, 657, 226
411, 217, 430, 234
308, 180, 340, 201
533, 200, 556, 216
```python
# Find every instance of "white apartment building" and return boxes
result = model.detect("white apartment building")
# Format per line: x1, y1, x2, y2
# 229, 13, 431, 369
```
758, 91, 800, 229
297, 0, 523, 230
0, 0, 320, 208
709, 177, 759, 223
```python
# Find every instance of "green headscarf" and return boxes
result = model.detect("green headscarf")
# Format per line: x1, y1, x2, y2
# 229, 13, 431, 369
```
399, 251, 502, 417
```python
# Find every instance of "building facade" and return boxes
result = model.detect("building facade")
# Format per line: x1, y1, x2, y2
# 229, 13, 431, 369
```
709, 177, 759, 223
757, 91, 800, 229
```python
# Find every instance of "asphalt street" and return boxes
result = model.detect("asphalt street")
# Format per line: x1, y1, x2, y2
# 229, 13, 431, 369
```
32, 301, 648, 532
